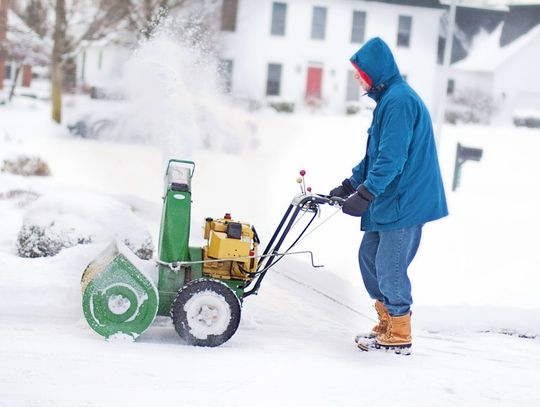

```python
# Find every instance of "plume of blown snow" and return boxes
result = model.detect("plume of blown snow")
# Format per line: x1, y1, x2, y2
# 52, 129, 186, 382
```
113, 14, 256, 166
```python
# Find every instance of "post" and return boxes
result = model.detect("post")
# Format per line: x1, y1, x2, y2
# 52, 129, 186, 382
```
8, 63, 19, 101
452, 143, 462, 191
452, 143, 483, 191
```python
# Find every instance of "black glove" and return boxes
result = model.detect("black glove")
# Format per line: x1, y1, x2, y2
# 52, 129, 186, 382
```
329, 178, 355, 198
342, 185, 374, 217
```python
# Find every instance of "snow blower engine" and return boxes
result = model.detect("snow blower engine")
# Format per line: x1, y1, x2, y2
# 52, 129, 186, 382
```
81, 159, 344, 346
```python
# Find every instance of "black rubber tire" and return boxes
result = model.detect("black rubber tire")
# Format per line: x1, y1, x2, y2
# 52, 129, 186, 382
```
170, 278, 241, 347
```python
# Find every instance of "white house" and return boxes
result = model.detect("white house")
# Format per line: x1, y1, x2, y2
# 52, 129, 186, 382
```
75, 1, 445, 113
448, 22, 540, 124
218, 0, 444, 114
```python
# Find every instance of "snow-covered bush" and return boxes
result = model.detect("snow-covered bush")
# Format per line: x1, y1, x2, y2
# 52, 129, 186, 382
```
513, 110, 540, 128
1, 155, 51, 176
346, 104, 361, 115
126, 236, 153, 261
446, 89, 495, 124
17, 224, 92, 258
269, 101, 295, 113
16, 193, 154, 259
0, 189, 41, 208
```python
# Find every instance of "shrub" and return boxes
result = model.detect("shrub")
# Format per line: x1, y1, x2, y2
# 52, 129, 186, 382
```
17, 224, 93, 258
1, 155, 51, 176
0, 190, 40, 208
269, 101, 295, 113
123, 236, 153, 260
346, 105, 360, 115
446, 89, 495, 124
513, 110, 540, 128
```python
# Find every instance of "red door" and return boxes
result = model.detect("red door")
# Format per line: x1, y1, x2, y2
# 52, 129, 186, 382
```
305, 67, 323, 104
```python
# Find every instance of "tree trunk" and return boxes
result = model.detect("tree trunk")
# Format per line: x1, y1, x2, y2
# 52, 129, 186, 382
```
0, 0, 9, 92
51, 0, 66, 124
8, 63, 20, 101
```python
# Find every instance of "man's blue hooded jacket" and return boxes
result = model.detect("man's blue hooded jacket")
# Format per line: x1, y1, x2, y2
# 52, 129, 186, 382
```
348, 37, 448, 231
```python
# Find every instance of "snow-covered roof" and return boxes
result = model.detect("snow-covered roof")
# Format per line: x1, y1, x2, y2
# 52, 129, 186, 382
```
364, 0, 443, 8
452, 22, 540, 71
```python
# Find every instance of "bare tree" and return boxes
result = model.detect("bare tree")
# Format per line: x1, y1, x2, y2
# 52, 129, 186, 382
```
49, 0, 131, 123
124, 0, 191, 39
0, 4, 50, 99
49, 0, 219, 123
23, 0, 48, 38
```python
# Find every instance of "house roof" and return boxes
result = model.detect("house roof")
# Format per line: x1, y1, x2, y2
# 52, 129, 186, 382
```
452, 21, 540, 71
363, 0, 443, 8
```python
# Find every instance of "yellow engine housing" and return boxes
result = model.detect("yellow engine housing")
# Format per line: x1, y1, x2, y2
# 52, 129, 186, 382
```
202, 216, 259, 281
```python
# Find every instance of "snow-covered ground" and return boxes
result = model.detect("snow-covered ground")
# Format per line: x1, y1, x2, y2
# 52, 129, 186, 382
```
1, 94, 539, 406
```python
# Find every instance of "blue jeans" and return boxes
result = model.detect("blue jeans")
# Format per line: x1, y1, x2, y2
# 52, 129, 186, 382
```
358, 225, 422, 316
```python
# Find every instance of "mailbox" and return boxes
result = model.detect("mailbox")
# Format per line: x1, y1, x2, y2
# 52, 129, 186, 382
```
452, 143, 483, 191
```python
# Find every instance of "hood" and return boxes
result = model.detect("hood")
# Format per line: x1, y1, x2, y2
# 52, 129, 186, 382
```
350, 37, 401, 89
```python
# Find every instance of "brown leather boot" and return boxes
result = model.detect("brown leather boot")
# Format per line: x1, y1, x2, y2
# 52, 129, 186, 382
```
376, 312, 412, 348
371, 300, 390, 337
355, 300, 389, 342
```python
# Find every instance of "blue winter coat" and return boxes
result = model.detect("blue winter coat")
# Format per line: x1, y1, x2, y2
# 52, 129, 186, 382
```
348, 37, 448, 231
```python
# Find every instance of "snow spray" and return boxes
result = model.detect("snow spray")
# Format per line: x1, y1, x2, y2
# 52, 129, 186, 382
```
120, 11, 254, 168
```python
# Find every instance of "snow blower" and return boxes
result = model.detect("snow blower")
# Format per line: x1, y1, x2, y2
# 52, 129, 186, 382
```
81, 159, 344, 346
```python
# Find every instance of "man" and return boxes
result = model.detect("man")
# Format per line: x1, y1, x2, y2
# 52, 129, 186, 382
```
330, 37, 448, 353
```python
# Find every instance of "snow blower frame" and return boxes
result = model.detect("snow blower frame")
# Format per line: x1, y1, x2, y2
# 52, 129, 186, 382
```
81, 159, 344, 347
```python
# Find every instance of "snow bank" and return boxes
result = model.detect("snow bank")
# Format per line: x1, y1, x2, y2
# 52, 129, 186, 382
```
2, 98, 540, 407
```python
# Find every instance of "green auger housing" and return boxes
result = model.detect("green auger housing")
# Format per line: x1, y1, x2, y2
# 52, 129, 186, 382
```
81, 241, 159, 340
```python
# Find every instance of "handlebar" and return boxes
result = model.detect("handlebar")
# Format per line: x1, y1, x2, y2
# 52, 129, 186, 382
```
291, 193, 346, 208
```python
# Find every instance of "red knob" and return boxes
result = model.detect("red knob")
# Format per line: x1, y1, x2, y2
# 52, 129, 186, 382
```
307, 187, 312, 192
300, 170, 306, 176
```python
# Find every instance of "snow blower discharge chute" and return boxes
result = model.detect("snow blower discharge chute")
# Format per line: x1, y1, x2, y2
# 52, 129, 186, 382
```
81, 160, 345, 346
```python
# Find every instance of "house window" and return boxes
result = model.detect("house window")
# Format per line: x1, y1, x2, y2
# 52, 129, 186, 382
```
266, 63, 282, 96
447, 78, 455, 96
4, 64, 11, 80
351, 11, 366, 43
221, 0, 238, 32
311, 6, 327, 40
271, 2, 287, 36
219, 59, 234, 93
346, 70, 360, 101
397, 15, 412, 47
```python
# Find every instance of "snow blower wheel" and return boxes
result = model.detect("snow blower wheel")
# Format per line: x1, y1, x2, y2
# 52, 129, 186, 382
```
171, 279, 241, 347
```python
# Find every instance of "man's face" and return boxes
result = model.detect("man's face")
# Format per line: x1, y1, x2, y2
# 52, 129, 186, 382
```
354, 72, 371, 92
